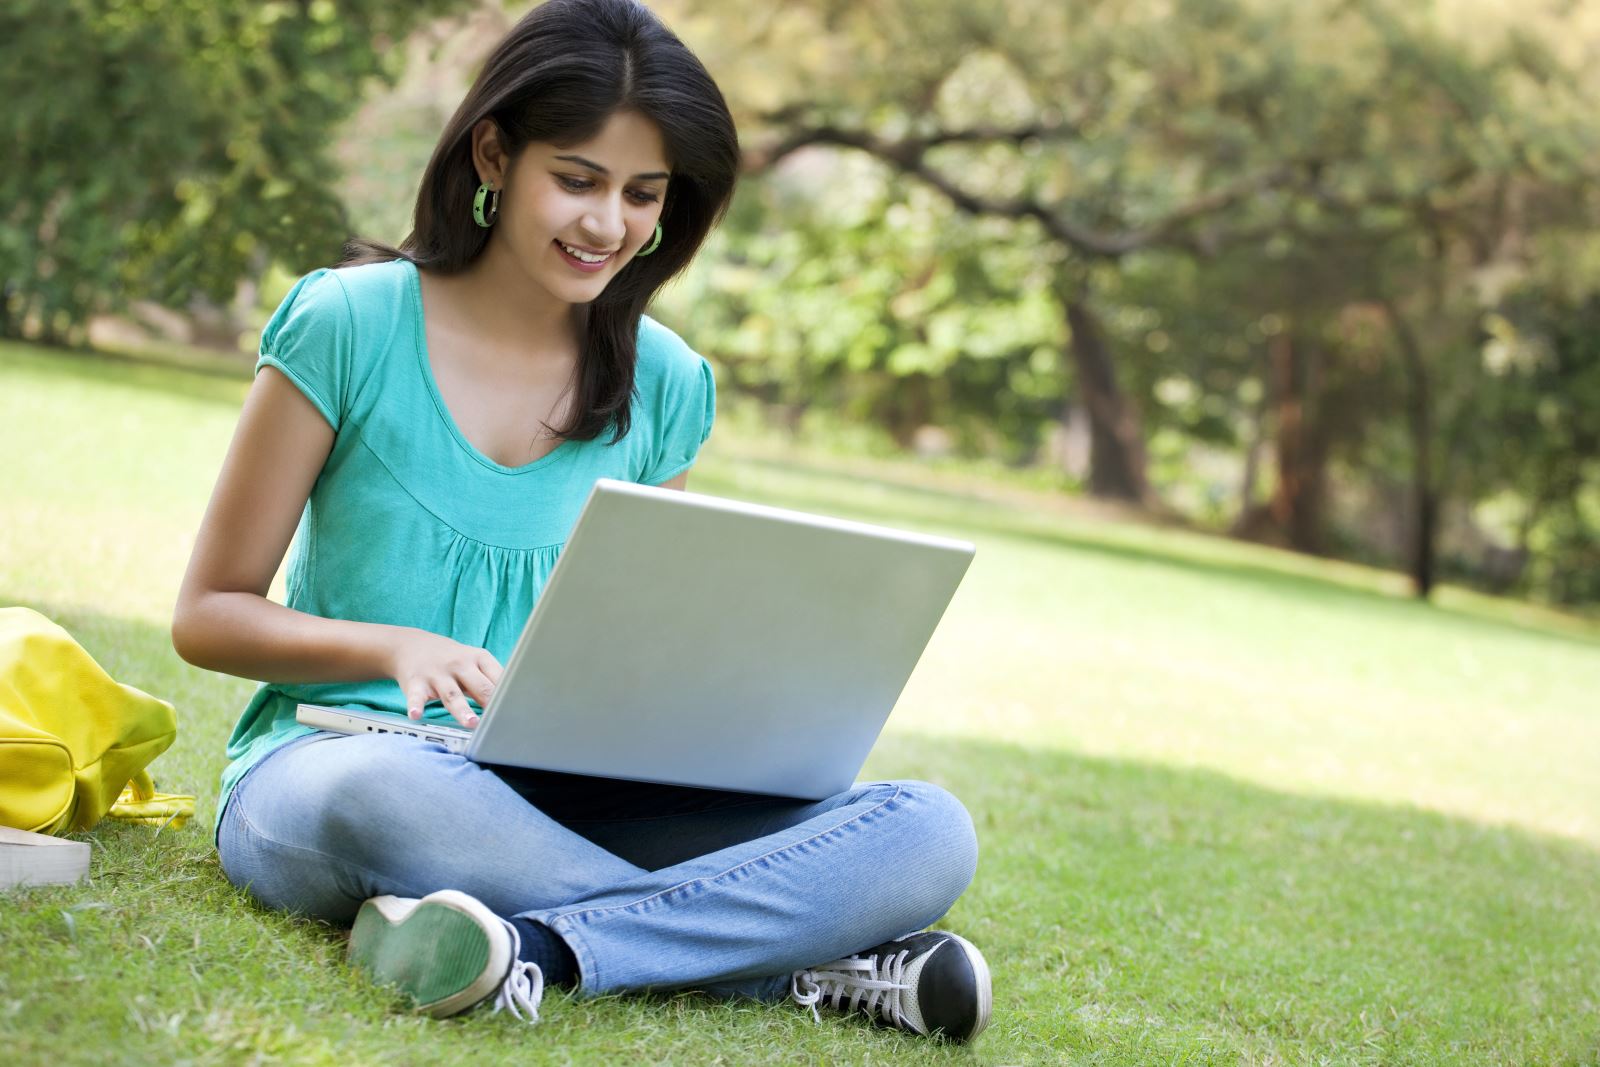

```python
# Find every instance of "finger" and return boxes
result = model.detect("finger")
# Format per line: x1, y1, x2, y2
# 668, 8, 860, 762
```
432, 677, 479, 729
403, 679, 430, 720
459, 666, 496, 711
478, 652, 504, 687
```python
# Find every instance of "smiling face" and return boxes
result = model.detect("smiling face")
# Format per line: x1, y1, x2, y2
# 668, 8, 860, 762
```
472, 109, 671, 308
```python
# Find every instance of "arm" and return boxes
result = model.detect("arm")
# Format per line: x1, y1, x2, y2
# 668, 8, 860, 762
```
170, 366, 400, 682
656, 470, 689, 491
171, 368, 498, 723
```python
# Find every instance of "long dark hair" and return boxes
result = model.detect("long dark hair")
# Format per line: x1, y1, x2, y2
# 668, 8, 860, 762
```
342, 0, 739, 443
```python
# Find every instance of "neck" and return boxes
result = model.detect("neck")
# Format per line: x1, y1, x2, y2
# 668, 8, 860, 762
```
448, 233, 580, 350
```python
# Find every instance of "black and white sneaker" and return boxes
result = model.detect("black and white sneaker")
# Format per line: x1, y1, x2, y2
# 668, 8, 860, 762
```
790, 930, 992, 1042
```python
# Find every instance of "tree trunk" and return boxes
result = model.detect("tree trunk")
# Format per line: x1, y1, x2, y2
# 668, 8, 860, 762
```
873, 371, 933, 449
1231, 347, 1271, 534
1413, 483, 1437, 599
1062, 297, 1149, 503
1383, 302, 1437, 599
0, 283, 17, 340
1267, 331, 1329, 553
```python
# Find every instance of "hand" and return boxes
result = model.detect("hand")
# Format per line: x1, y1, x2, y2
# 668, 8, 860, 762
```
386, 628, 504, 728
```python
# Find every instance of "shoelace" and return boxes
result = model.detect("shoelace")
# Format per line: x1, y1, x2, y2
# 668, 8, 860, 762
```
492, 920, 546, 1024
791, 947, 913, 1028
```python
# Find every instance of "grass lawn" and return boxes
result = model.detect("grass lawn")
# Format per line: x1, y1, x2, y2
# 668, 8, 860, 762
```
1, 340, 1598, 1066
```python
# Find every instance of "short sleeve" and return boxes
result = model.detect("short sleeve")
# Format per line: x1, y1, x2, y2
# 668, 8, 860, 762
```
638, 322, 716, 485
254, 268, 354, 432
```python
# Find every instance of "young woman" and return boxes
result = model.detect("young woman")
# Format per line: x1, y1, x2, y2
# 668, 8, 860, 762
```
172, 0, 990, 1041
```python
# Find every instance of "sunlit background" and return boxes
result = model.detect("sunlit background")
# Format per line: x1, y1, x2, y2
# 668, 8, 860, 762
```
6, 0, 1598, 609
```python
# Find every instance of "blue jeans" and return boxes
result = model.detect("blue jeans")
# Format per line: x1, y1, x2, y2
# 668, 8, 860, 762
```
217, 732, 980, 1002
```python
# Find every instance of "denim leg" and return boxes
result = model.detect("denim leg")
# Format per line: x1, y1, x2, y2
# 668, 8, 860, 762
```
219, 733, 980, 1004
513, 778, 980, 1001
217, 732, 644, 925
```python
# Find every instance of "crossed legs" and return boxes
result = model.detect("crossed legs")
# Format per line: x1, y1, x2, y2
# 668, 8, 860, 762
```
218, 731, 980, 1002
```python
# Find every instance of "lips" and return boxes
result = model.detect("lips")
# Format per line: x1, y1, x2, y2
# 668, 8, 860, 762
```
554, 239, 616, 274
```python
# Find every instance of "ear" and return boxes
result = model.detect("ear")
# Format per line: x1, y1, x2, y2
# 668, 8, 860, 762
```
470, 118, 510, 187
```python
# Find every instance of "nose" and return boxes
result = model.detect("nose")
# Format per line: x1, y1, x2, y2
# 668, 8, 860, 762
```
579, 194, 627, 251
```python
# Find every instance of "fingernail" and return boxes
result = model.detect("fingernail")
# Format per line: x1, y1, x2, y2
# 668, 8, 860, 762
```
466, 715, 480, 727
409, 708, 420, 720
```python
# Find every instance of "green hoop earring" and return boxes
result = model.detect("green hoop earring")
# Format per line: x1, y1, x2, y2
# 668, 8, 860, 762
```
472, 182, 500, 228
636, 223, 663, 256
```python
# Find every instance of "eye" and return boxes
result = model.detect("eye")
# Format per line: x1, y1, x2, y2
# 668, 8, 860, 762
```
627, 189, 661, 205
556, 175, 593, 192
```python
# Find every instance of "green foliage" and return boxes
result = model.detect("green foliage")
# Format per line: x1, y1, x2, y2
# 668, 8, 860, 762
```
0, 0, 466, 344
659, 168, 1068, 460
667, 0, 1600, 600
1480, 265, 1600, 602
6, 0, 1596, 599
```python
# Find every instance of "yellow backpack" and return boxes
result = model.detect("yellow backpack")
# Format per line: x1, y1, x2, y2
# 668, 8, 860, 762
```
0, 607, 194, 834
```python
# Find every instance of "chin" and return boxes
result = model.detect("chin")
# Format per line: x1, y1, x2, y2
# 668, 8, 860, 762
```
563, 280, 615, 306
534, 271, 606, 305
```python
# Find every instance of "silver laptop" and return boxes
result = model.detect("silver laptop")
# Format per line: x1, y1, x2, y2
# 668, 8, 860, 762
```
298, 478, 974, 799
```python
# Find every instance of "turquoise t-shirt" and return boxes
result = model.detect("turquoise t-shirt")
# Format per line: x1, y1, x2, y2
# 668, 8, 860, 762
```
216, 257, 715, 830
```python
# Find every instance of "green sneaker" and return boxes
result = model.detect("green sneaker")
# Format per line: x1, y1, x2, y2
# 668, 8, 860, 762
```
348, 889, 543, 1022
790, 930, 993, 1042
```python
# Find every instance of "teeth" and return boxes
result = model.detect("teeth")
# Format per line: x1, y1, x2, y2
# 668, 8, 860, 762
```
559, 241, 609, 264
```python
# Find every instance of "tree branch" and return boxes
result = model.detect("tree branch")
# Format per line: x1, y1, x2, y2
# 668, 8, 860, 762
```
745, 118, 1298, 258
744, 119, 1082, 172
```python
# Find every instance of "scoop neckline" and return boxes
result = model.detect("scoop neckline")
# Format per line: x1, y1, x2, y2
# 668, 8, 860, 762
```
403, 258, 576, 476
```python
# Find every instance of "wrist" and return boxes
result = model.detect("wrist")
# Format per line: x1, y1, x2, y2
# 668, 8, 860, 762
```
358, 621, 410, 681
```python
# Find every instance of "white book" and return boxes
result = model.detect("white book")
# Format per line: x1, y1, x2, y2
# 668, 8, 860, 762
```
0, 825, 90, 889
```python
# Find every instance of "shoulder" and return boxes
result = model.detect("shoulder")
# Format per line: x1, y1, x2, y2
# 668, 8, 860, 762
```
320, 258, 412, 324
257, 260, 413, 427
635, 314, 707, 377
633, 315, 715, 416
328, 257, 411, 298
266, 258, 409, 340
629, 316, 717, 475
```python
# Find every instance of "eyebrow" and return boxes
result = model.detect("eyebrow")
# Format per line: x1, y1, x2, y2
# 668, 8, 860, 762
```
554, 154, 670, 181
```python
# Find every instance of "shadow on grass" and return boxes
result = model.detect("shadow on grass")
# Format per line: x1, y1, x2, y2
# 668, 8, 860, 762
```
869, 730, 1600, 1063
2, 600, 1596, 1063
704, 458, 1600, 654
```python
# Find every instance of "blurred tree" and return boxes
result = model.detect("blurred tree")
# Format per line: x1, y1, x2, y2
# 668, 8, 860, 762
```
1305, 2, 1599, 596
1468, 231, 1600, 604
656, 160, 1068, 463
682, 0, 1383, 503
672, 0, 1600, 599
0, 0, 465, 347
1111, 240, 1388, 555
1108, 3, 1599, 596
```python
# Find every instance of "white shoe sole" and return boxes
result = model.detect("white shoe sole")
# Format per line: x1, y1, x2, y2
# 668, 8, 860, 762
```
350, 889, 513, 1018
